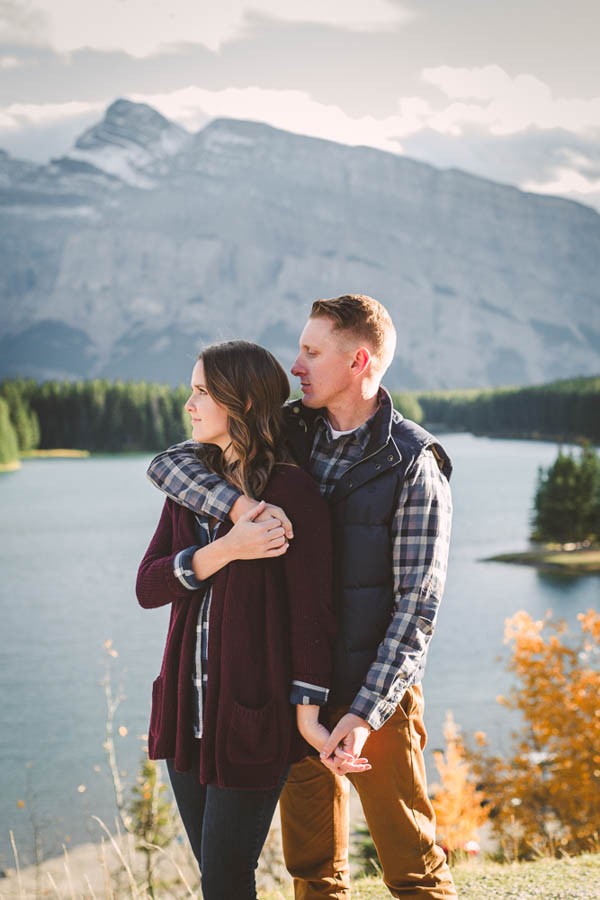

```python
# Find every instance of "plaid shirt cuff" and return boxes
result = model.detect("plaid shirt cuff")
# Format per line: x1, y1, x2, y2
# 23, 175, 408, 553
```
173, 546, 206, 590
349, 685, 404, 731
290, 681, 329, 706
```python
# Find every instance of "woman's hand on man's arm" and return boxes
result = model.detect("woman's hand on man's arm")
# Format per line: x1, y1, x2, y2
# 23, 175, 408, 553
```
230, 495, 294, 540
192, 501, 290, 580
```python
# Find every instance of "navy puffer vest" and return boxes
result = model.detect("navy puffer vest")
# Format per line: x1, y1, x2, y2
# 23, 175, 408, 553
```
283, 390, 451, 705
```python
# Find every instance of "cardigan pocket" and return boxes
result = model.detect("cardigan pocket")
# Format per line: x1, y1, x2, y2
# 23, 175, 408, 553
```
149, 676, 164, 741
226, 698, 279, 766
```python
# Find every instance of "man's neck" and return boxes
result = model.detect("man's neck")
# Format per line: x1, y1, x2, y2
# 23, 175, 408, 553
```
326, 392, 380, 432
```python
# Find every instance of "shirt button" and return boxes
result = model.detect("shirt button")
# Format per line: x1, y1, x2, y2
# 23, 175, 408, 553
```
293, 406, 300, 413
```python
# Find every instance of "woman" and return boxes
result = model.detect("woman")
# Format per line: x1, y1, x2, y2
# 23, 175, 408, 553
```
136, 341, 335, 900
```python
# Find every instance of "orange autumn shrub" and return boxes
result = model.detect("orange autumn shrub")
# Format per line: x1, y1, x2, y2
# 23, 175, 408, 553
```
432, 712, 489, 857
469, 609, 600, 859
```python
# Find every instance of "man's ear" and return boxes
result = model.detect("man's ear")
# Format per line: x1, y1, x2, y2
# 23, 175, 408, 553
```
351, 347, 371, 376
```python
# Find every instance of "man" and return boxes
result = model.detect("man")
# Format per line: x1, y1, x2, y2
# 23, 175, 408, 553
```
147, 295, 456, 898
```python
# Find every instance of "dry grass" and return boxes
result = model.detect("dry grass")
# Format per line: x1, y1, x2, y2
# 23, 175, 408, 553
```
0, 815, 291, 899
21, 450, 90, 459
3, 837, 599, 899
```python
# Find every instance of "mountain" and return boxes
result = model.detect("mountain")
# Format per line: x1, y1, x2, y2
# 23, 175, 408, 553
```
1, 100, 599, 389
66, 99, 191, 187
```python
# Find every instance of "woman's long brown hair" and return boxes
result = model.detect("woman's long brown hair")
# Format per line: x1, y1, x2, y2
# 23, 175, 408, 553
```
194, 341, 292, 498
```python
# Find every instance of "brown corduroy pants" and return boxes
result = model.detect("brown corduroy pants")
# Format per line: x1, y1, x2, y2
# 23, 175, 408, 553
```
280, 685, 457, 899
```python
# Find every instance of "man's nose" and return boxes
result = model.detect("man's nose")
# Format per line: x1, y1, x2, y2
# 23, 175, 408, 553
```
291, 356, 303, 376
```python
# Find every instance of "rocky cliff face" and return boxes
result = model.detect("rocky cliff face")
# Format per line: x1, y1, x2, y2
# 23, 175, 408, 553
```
1, 99, 599, 388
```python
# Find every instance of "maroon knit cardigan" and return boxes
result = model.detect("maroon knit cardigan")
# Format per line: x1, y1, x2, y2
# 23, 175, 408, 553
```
136, 464, 335, 790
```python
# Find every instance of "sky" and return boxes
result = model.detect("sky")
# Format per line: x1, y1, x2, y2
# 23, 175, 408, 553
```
1, 0, 600, 210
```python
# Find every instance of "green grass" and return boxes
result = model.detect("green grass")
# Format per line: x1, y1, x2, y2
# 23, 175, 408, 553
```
262, 854, 600, 899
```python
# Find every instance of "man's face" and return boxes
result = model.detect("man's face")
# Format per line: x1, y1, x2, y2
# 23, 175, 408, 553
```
291, 316, 355, 410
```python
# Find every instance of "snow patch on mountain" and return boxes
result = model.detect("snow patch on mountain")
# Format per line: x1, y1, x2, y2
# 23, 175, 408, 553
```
65, 98, 191, 187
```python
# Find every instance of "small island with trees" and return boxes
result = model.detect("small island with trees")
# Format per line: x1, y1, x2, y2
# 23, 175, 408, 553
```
488, 444, 600, 575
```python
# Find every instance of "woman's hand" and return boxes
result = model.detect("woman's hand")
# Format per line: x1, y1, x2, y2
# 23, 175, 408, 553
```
296, 705, 331, 753
230, 495, 294, 540
224, 501, 289, 560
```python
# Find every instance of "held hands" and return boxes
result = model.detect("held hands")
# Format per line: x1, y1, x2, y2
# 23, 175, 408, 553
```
224, 501, 290, 560
319, 713, 372, 776
296, 708, 372, 776
230, 495, 294, 540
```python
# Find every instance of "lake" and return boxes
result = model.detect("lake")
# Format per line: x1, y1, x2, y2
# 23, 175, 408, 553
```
1, 434, 598, 866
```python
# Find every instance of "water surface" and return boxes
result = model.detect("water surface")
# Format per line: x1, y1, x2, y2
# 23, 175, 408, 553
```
0, 436, 597, 864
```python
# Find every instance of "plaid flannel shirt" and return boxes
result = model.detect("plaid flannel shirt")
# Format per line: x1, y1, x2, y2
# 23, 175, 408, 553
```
148, 398, 452, 730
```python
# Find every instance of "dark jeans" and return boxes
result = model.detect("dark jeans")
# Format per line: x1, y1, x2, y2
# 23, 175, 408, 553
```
166, 756, 288, 900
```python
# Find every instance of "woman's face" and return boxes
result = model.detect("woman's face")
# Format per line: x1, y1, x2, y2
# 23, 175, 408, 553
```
185, 360, 230, 451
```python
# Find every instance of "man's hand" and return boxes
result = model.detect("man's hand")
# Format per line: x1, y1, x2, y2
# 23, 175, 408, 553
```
223, 501, 289, 559
319, 713, 372, 776
230, 495, 294, 540
297, 708, 369, 775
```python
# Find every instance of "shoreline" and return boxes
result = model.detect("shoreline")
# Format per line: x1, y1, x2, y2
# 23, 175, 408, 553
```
20, 449, 90, 459
484, 546, 600, 575
0, 460, 21, 473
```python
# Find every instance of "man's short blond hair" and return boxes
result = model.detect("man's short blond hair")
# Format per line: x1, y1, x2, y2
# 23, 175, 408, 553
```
310, 294, 396, 374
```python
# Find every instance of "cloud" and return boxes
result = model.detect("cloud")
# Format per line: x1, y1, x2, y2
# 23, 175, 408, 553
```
0, 98, 103, 131
422, 65, 600, 135
0, 54, 27, 68
131, 85, 417, 150
400, 124, 600, 211
0, 0, 47, 44
523, 168, 600, 197
423, 64, 513, 101
19, 0, 412, 57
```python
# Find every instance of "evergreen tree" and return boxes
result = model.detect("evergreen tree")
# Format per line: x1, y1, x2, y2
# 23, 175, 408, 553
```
0, 378, 40, 451
532, 447, 600, 544
579, 445, 600, 540
0, 398, 19, 465
391, 391, 423, 423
